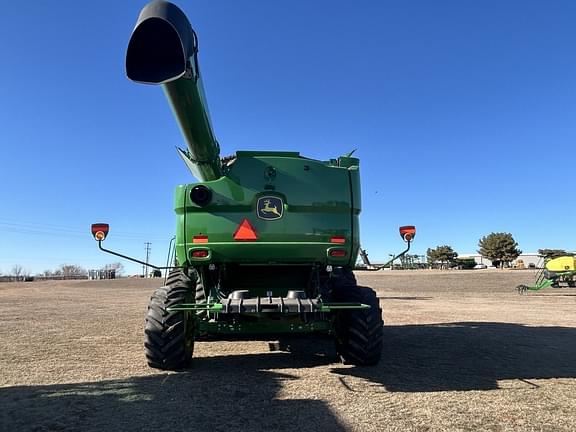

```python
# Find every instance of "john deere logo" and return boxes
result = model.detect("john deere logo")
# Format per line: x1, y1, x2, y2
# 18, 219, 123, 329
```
257, 196, 283, 220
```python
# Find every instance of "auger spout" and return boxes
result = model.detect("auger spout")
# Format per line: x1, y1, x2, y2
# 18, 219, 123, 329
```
126, 0, 221, 181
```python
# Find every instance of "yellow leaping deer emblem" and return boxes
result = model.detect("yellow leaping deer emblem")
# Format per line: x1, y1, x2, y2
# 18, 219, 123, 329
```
257, 197, 283, 220
262, 199, 281, 216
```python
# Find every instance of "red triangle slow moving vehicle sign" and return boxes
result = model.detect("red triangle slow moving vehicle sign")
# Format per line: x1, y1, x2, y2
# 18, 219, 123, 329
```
233, 219, 258, 241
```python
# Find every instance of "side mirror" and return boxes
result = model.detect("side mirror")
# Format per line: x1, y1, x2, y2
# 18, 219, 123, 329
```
399, 225, 416, 242
91, 223, 110, 241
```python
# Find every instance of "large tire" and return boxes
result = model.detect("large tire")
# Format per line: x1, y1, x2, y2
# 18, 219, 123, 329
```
195, 280, 207, 316
332, 269, 383, 366
144, 270, 195, 370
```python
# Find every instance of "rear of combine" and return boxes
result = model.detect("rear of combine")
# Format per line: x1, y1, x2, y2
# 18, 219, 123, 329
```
155, 147, 381, 369
92, 0, 407, 370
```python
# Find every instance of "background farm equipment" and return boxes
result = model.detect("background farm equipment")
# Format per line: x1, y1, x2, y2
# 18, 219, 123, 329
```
91, 0, 415, 370
517, 255, 576, 293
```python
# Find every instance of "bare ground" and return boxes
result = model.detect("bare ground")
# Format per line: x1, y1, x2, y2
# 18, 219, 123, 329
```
1, 270, 575, 431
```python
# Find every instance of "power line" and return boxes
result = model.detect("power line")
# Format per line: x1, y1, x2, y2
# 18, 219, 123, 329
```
0, 219, 168, 241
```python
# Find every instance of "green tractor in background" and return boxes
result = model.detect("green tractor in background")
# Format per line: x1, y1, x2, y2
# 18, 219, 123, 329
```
517, 255, 576, 293
92, 1, 415, 370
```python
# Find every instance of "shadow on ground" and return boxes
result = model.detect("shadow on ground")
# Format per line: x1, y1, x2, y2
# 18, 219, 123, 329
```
334, 321, 576, 392
0, 348, 343, 432
2, 322, 576, 430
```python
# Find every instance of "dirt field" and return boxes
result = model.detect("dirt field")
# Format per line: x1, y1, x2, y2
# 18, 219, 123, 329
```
1, 270, 575, 432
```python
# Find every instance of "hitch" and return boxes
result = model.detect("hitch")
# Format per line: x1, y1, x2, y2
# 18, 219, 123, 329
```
91, 223, 179, 271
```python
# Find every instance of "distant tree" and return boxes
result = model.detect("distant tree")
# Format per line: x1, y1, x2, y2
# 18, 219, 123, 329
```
427, 245, 458, 269
58, 264, 87, 278
10, 264, 30, 281
478, 232, 521, 268
11, 264, 23, 280
103, 262, 124, 276
537, 249, 574, 260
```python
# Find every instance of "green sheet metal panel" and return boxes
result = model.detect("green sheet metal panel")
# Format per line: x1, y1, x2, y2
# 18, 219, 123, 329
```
174, 152, 361, 266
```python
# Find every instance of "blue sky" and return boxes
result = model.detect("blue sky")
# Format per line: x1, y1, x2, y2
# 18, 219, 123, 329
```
1, 0, 575, 275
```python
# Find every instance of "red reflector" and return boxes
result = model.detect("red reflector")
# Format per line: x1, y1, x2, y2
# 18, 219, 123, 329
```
330, 236, 346, 244
193, 235, 208, 243
330, 249, 347, 257
192, 250, 209, 258
233, 219, 258, 241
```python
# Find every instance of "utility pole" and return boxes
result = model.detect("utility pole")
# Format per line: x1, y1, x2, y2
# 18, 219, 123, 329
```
144, 242, 152, 278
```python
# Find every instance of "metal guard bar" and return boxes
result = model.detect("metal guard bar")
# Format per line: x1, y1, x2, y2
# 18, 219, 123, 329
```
167, 300, 370, 313
98, 240, 181, 271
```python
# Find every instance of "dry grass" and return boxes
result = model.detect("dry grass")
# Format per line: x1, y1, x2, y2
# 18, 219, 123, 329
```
0, 270, 575, 431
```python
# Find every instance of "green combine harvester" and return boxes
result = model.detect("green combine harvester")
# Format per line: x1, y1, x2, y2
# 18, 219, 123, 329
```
92, 0, 414, 370
517, 256, 576, 293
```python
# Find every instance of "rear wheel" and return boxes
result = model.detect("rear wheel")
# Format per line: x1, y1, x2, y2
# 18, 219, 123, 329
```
332, 269, 383, 365
194, 277, 207, 317
144, 270, 195, 370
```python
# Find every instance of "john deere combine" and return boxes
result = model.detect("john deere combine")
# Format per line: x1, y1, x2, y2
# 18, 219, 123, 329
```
517, 256, 576, 293
92, 0, 413, 370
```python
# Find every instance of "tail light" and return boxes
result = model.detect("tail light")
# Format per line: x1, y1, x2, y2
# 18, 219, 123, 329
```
191, 249, 209, 258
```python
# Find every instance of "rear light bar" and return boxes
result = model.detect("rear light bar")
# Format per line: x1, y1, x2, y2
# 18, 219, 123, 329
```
330, 236, 346, 244
193, 235, 208, 243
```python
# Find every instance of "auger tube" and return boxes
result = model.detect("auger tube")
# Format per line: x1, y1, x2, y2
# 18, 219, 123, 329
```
126, 0, 221, 181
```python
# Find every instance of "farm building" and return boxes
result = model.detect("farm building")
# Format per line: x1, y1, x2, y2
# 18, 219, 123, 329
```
458, 253, 542, 268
